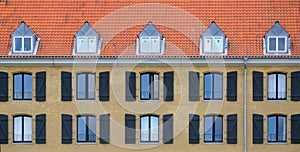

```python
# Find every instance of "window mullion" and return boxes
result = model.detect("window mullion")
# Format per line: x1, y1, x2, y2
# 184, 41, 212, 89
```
149, 116, 151, 142
85, 116, 89, 142
212, 116, 215, 142
22, 74, 24, 100
22, 116, 24, 142
212, 74, 215, 100
85, 74, 88, 100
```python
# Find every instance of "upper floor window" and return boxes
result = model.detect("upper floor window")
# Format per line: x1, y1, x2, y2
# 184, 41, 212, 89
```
77, 73, 95, 100
14, 115, 32, 143
204, 115, 223, 143
14, 73, 32, 100
268, 36, 287, 52
204, 73, 223, 100
268, 115, 286, 143
14, 36, 33, 52
140, 115, 159, 142
268, 73, 286, 100
140, 73, 159, 100
77, 36, 97, 53
77, 115, 96, 143
204, 36, 223, 53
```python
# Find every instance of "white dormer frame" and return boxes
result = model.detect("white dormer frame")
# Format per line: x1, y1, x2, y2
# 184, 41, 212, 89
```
201, 36, 227, 55
12, 36, 34, 53
136, 36, 165, 55
76, 36, 98, 54
267, 36, 288, 53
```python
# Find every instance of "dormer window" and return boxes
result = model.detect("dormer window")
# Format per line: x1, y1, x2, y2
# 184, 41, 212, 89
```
14, 36, 33, 52
140, 36, 161, 54
77, 36, 97, 53
268, 36, 287, 53
204, 36, 223, 53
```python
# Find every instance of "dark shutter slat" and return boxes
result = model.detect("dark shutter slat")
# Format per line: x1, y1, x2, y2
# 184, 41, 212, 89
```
253, 71, 264, 101
99, 72, 110, 101
253, 114, 264, 144
62, 114, 72, 144
163, 114, 173, 144
0, 72, 8, 102
36, 114, 46, 144
61, 72, 72, 101
291, 72, 300, 101
125, 72, 136, 101
0, 114, 8, 144
189, 114, 200, 144
189, 71, 200, 101
36, 72, 46, 101
125, 114, 136, 144
227, 71, 237, 101
291, 114, 300, 144
100, 114, 110, 144
227, 114, 237, 144
164, 71, 174, 101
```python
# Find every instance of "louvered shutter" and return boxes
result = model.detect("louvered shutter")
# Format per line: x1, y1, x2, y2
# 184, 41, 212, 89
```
125, 114, 136, 144
291, 72, 300, 101
164, 71, 174, 101
125, 72, 136, 101
189, 71, 200, 101
0, 114, 8, 144
36, 72, 46, 101
100, 114, 110, 144
36, 114, 46, 144
163, 114, 173, 144
189, 114, 200, 144
61, 72, 72, 101
99, 72, 109, 101
253, 71, 264, 101
227, 114, 237, 144
253, 114, 264, 144
0, 72, 8, 102
227, 71, 237, 101
62, 114, 72, 144
291, 114, 300, 144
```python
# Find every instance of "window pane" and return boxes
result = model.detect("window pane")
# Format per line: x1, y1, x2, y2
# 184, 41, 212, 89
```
77, 74, 86, 99
78, 116, 87, 142
141, 74, 150, 99
14, 74, 23, 99
153, 74, 159, 99
88, 38, 96, 52
269, 38, 276, 51
23, 117, 32, 142
268, 116, 277, 142
151, 38, 160, 53
24, 38, 32, 51
77, 38, 86, 52
268, 74, 276, 99
214, 74, 223, 99
88, 74, 95, 99
204, 37, 213, 52
278, 38, 286, 51
278, 116, 286, 142
141, 116, 149, 141
14, 117, 22, 142
204, 74, 212, 99
213, 37, 223, 53
88, 116, 96, 142
24, 74, 32, 99
204, 116, 213, 141
14, 38, 22, 51
214, 116, 223, 142
150, 116, 158, 141
141, 38, 150, 53
277, 74, 286, 99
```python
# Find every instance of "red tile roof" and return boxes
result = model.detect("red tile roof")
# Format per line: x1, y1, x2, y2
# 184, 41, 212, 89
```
0, 0, 299, 57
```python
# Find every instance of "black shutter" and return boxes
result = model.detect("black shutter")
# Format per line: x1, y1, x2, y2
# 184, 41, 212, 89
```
99, 72, 109, 101
125, 72, 136, 101
62, 114, 72, 144
164, 71, 174, 101
61, 72, 72, 101
189, 71, 200, 101
100, 114, 110, 144
0, 72, 8, 102
227, 114, 237, 144
125, 114, 136, 144
36, 114, 46, 144
291, 72, 300, 101
189, 114, 200, 144
0, 114, 8, 144
36, 72, 46, 101
253, 114, 264, 144
163, 114, 173, 144
291, 114, 300, 144
227, 71, 237, 101
253, 71, 264, 101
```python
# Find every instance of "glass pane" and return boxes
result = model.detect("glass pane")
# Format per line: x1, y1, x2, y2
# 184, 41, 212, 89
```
278, 38, 286, 51
278, 116, 286, 142
204, 74, 212, 99
14, 117, 22, 142
153, 74, 159, 99
214, 74, 223, 99
24, 38, 32, 51
77, 74, 86, 99
204, 116, 213, 141
141, 38, 150, 53
213, 37, 223, 53
14, 38, 22, 51
268, 116, 277, 142
24, 74, 32, 99
268, 74, 276, 99
77, 38, 86, 52
150, 116, 159, 141
277, 74, 286, 99
14, 74, 23, 99
78, 116, 87, 142
88, 38, 96, 52
141, 74, 150, 99
88, 74, 95, 99
88, 116, 96, 142
214, 116, 223, 142
269, 38, 276, 51
23, 117, 32, 142
141, 116, 149, 141
204, 37, 212, 52
151, 38, 160, 53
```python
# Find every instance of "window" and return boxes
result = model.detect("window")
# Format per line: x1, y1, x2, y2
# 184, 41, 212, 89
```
13, 73, 32, 100
77, 115, 96, 143
268, 115, 286, 142
268, 73, 286, 100
204, 115, 223, 143
140, 73, 159, 100
140, 36, 161, 54
77, 73, 95, 100
13, 36, 33, 52
13, 115, 32, 143
204, 73, 223, 100
268, 36, 287, 53
204, 36, 223, 53
77, 36, 97, 53
140, 115, 159, 142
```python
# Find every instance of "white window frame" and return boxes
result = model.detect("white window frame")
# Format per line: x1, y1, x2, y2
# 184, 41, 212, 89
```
203, 36, 224, 54
13, 36, 33, 53
76, 36, 97, 53
139, 36, 161, 54
267, 36, 287, 53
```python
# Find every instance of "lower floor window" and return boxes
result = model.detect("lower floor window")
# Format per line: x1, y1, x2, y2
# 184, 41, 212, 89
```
77, 115, 96, 142
140, 115, 159, 142
14, 115, 32, 143
268, 115, 286, 142
204, 115, 223, 142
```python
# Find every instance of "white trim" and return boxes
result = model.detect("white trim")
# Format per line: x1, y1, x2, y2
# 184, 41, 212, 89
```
267, 36, 288, 54
137, 36, 164, 55
12, 36, 34, 53
76, 36, 98, 54
202, 36, 225, 54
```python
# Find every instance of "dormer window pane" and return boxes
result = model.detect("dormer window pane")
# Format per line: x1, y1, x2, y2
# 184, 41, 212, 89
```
278, 38, 285, 51
269, 38, 276, 51
214, 37, 223, 52
204, 38, 212, 52
88, 38, 96, 52
141, 38, 150, 53
15, 38, 22, 51
24, 38, 32, 51
151, 37, 160, 53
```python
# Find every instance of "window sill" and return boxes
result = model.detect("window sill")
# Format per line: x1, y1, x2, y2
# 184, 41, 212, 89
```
76, 100, 96, 102
139, 141, 159, 144
140, 100, 160, 102
76, 142, 96, 145
267, 142, 287, 145
12, 100, 32, 102
203, 142, 224, 145
203, 100, 223, 102
13, 142, 33, 145
267, 100, 287, 102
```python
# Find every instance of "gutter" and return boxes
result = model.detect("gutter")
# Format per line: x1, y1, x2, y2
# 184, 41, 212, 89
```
244, 57, 248, 152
